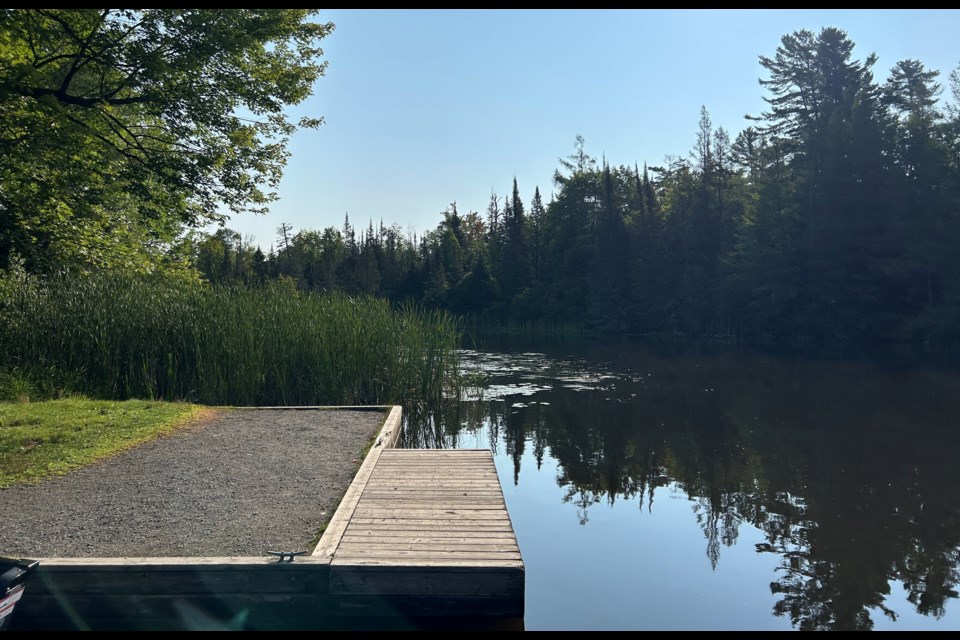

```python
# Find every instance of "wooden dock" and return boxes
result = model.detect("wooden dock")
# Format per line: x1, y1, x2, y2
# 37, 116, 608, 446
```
318, 449, 524, 619
11, 406, 524, 630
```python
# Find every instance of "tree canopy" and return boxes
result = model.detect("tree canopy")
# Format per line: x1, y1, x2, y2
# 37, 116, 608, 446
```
191, 27, 960, 347
0, 9, 332, 272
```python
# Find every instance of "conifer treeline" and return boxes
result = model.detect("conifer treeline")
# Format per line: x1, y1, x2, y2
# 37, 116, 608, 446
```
195, 28, 960, 345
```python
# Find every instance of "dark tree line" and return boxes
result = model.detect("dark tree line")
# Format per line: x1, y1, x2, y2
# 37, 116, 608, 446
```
195, 28, 960, 345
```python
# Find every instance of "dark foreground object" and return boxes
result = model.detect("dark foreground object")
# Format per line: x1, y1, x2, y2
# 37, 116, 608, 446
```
12, 557, 522, 631
0, 558, 38, 630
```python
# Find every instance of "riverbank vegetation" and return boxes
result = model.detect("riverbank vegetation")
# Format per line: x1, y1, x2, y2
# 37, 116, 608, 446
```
0, 270, 460, 407
3, 15, 959, 414
0, 10, 462, 408
0, 399, 207, 487
192, 28, 960, 347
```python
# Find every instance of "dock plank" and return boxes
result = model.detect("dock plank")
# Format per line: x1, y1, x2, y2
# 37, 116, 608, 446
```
322, 448, 523, 617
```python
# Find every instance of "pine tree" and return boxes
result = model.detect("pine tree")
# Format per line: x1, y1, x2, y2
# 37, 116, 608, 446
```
754, 27, 893, 340
529, 186, 546, 288
499, 178, 532, 315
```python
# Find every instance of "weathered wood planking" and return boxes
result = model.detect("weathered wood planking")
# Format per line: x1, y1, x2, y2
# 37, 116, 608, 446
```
322, 449, 524, 617
311, 405, 402, 562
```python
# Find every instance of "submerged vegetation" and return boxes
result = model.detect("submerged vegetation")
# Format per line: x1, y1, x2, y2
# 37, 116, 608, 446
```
0, 269, 460, 408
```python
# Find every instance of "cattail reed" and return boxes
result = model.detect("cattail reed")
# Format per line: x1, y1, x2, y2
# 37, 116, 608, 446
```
0, 271, 460, 408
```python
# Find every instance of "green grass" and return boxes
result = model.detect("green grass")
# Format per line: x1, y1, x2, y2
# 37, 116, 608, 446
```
0, 399, 209, 488
0, 270, 460, 408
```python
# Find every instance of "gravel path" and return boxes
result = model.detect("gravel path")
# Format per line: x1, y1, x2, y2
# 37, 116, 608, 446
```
0, 408, 386, 558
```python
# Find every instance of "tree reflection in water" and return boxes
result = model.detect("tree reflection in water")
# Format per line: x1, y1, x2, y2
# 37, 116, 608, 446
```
402, 342, 960, 630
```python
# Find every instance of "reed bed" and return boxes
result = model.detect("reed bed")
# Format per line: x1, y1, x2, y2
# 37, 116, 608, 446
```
0, 271, 460, 408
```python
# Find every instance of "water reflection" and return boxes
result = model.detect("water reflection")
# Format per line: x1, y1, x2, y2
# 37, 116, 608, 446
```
402, 341, 960, 630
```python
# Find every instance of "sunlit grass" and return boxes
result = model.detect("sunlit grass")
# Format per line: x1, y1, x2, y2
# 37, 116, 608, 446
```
0, 399, 209, 488
0, 271, 461, 408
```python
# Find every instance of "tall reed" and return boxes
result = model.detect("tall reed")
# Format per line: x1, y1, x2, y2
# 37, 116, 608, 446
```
0, 271, 460, 408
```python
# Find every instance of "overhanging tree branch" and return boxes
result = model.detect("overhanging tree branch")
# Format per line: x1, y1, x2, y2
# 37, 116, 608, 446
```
24, 86, 155, 107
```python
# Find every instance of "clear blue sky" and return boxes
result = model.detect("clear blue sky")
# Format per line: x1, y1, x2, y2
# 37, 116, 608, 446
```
216, 9, 960, 249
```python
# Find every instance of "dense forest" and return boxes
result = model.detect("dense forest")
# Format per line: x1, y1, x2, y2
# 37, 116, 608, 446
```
192, 28, 960, 346
2, 17, 959, 346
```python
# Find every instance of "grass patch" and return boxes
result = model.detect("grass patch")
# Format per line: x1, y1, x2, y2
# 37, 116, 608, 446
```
0, 398, 210, 488
0, 270, 460, 408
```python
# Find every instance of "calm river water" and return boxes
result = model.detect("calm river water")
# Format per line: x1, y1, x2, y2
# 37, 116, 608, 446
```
401, 338, 960, 631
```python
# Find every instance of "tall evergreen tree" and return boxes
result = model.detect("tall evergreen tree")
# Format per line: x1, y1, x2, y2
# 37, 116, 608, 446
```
755, 27, 895, 340
589, 161, 630, 331
543, 137, 602, 323
500, 177, 532, 312
529, 186, 547, 288
884, 60, 960, 339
